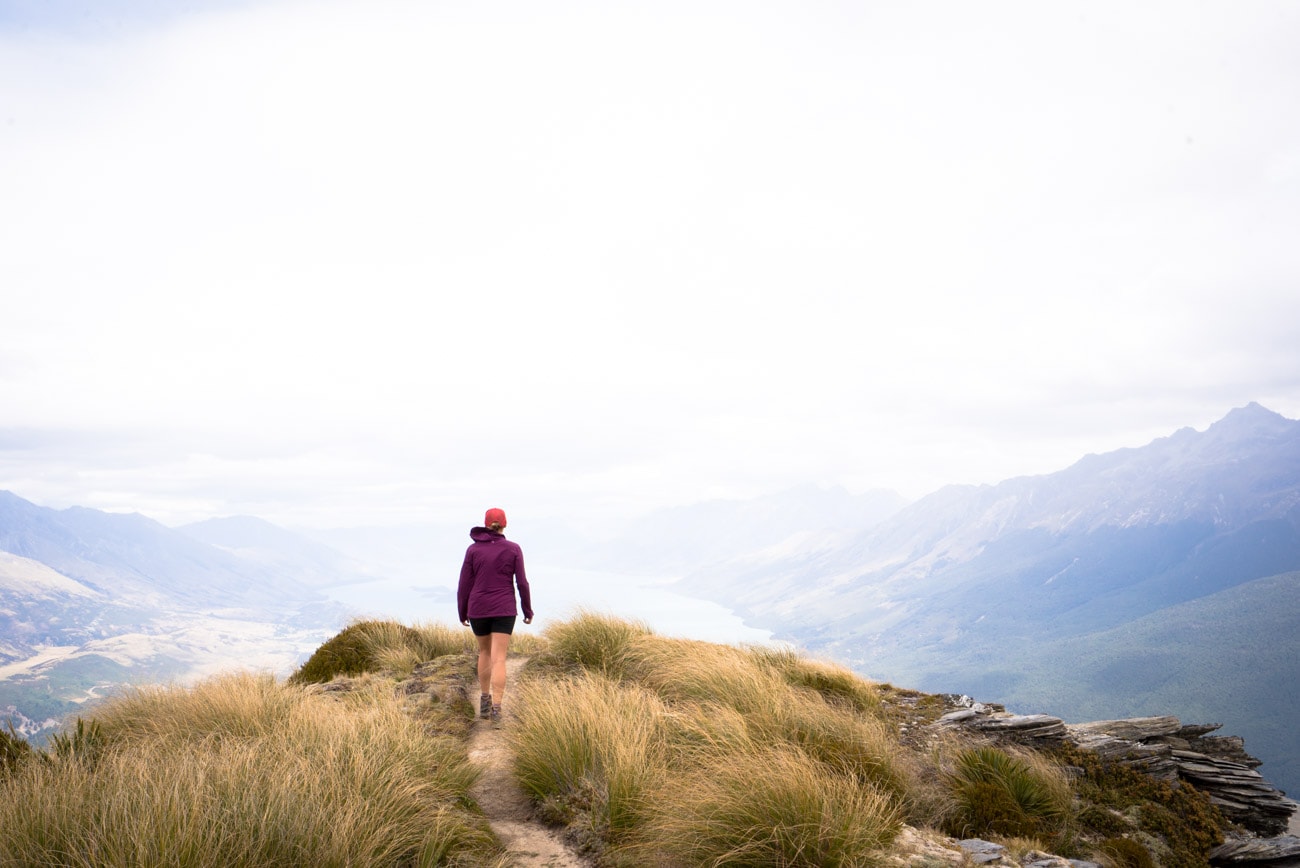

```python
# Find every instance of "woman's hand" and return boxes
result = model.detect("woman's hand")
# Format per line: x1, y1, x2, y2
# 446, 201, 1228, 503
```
524, 617, 533, 625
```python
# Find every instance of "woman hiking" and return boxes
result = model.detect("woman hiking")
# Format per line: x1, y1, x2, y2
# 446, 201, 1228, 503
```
457, 507, 533, 724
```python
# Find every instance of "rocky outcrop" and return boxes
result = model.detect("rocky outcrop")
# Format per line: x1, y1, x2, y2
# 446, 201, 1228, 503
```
935, 703, 1298, 860
958, 838, 1084, 867
1062, 717, 1299, 837
1209, 835, 1300, 867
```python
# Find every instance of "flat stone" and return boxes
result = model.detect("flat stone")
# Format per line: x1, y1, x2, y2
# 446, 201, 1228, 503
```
1068, 716, 1182, 740
1178, 723, 1224, 738
938, 707, 987, 724
958, 839, 1006, 864
970, 713, 1067, 740
1209, 834, 1300, 864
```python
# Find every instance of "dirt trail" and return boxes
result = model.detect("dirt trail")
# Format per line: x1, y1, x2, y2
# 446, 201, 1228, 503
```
467, 657, 587, 867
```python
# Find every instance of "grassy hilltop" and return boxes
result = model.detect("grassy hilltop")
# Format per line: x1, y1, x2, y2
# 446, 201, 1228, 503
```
2, 613, 1229, 867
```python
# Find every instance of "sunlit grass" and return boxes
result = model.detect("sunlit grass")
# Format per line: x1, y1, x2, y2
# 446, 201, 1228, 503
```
530, 608, 653, 676
0, 671, 500, 867
506, 672, 667, 843
2, 613, 1230, 866
290, 618, 476, 684
747, 644, 885, 715
630, 745, 903, 867
510, 613, 911, 864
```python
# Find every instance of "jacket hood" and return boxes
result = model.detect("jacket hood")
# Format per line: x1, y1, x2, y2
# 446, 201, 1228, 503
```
469, 526, 505, 543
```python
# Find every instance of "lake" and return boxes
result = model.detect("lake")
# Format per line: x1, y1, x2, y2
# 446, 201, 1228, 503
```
323, 566, 775, 646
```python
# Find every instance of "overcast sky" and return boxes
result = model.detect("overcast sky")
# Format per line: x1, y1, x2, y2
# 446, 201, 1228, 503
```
2, 0, 1298, 532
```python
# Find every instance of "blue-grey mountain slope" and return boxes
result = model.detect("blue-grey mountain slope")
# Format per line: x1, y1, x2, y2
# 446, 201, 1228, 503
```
675, 403, 1300, 795
177, 514, 374, 588
0, 492, 349, 740
989, 569, 1300, 802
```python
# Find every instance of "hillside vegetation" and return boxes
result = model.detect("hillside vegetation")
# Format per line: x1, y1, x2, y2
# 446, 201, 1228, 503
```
2, 613, 1230, 867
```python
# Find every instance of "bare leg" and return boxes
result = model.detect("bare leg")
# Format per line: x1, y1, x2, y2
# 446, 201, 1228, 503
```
476, 633, 494, 697
489, 631, 512, 704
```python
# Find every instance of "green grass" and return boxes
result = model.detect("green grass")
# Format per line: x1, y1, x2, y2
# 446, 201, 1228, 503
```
942, 745, 1071, 839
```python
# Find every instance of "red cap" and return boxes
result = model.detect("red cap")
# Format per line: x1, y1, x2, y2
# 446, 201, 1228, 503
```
484, 508, 507, 528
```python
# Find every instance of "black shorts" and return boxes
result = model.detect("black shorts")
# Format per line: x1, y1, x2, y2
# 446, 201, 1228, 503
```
469, 616, 516, 637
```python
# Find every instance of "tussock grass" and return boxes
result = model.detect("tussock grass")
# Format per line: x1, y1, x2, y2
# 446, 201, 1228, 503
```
942, 744, 1071, 839
620, 633, 912, 798
511, 614, 910, 864
505, 628, 547, 655
290, 618, 476, 684
3, 612, 1229, 866
376, 621, 477, 678
747, 645, 885, 715
631, 745, 903, 867
507, 672, 666, 842
531, 608, 653, 675
2, 723, 36, 775
0, 671, 499, 867
621, 634, 777, 708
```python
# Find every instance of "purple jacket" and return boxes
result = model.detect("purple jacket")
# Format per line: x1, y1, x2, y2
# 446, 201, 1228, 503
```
457, 527, 533, 622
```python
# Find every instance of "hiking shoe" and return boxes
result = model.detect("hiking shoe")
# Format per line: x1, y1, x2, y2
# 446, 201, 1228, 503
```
490, 704, 503, 726
479, 693, 492, 719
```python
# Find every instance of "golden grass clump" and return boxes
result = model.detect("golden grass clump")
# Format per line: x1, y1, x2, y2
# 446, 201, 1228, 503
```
0, 671, 499, 867
630, 745, 903, 867
511, 614, 909, 864
290, 618, 476, 684
506, 672, 667, 842
375, 621, 478, 677
747, 644, 885, 716
532, 609, 654, 675
85, 671, 300, 747
620, 633, 912, 800
620, 634, 780, 710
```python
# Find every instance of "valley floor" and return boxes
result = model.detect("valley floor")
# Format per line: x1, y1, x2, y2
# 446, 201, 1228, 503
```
0, 645, 77, 680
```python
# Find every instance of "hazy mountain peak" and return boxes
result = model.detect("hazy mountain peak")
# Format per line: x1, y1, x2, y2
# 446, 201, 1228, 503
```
1206, 401, 1295, 440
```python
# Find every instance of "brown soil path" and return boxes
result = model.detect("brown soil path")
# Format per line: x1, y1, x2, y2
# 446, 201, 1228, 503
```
467, 657, 588, 867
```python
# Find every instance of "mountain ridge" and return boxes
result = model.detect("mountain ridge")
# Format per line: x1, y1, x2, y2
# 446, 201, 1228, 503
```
666, 403, 1300, 797
0, 491, 351, 740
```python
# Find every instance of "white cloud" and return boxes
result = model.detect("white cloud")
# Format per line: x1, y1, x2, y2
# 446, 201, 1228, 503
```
2, 0, 1299, 528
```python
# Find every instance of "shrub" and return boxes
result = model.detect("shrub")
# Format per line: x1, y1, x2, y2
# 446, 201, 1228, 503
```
1056, 743, 1223, 867
1100, 836, 1157, 868
944, 746, 1070, 839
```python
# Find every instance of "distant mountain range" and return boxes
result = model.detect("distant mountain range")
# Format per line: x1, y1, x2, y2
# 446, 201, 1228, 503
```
5, 403, 1298, 799
666, 403, 1300, 797
0, 494, 361, 741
